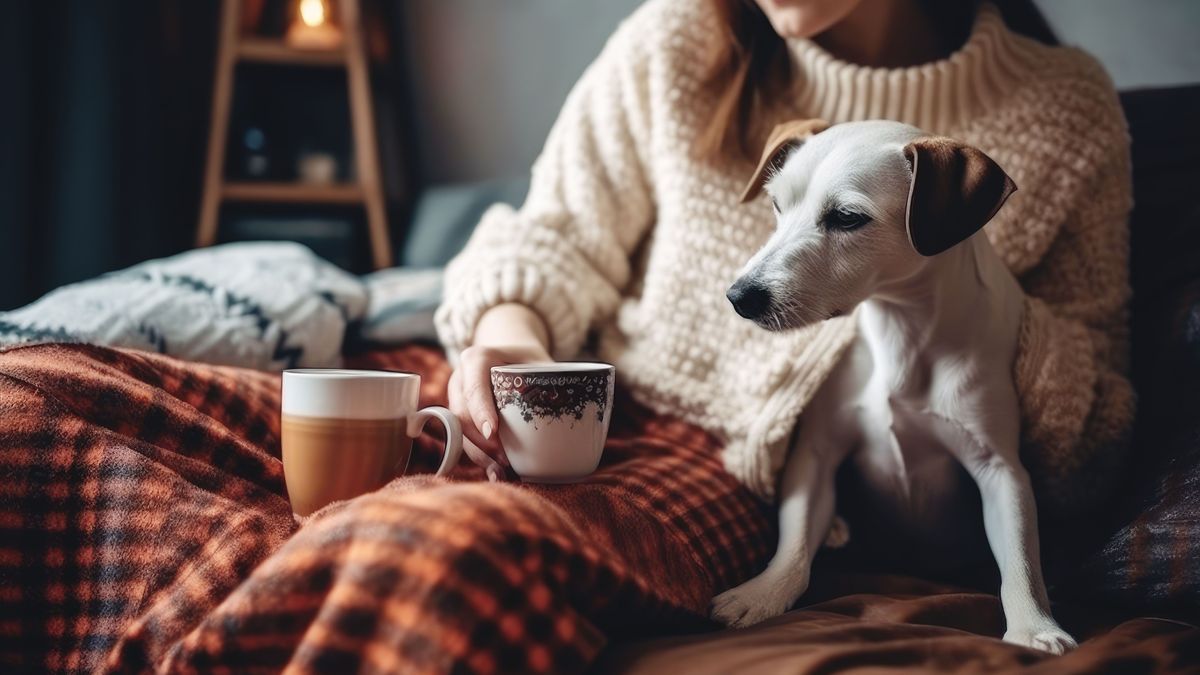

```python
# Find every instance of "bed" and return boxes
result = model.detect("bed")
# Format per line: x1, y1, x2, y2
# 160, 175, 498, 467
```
1, 86, 1197, 673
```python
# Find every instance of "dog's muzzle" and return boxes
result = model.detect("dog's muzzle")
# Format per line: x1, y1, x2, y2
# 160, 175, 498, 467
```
727, 278, 772, 320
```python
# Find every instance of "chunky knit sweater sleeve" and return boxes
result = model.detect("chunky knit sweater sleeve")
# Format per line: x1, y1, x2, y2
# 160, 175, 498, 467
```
1007, 62, 1135, 516
434, 12, 656, 361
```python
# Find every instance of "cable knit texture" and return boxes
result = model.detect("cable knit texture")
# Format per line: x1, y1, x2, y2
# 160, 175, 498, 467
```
437, 1, 1133, 509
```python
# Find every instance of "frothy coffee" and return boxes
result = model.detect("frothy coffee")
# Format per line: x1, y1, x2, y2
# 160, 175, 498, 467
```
281, 369, 463, 518
281, 414, 411, 517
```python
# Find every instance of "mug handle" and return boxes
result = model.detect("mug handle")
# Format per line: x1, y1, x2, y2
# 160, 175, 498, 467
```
407, 406, 464, 477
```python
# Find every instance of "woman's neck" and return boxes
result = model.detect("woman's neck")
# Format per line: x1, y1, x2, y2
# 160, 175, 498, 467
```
787, 5, 1039, 131
815, 0, 950, 68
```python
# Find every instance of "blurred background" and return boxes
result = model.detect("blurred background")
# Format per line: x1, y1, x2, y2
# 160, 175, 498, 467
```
1, 0, 1198, 311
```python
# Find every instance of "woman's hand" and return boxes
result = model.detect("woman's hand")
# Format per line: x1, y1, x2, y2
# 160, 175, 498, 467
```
448, 304, 553, 480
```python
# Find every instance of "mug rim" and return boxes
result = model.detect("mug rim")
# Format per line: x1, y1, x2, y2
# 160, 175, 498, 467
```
491, 362, 613, 374
283, 368, 417, 380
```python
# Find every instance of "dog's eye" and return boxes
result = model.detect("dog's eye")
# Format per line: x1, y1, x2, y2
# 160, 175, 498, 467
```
771, 198, 781, 214
825, 208, 871, 231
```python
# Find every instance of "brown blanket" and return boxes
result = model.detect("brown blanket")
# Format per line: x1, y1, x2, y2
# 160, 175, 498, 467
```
598, 573, 1199, 674
0, 343, 770, 673
0, 343, 1195, 673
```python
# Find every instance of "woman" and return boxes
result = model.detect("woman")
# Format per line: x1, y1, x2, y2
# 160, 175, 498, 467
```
429, 0, 1131, 660
4, 0, 1131, 672
442, 0, 1131, 512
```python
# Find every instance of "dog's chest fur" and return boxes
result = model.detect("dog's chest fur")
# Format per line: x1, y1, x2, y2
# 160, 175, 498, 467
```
806, 238, 1023, 538
815, 334, 1011, 548
835, 336, 977, 537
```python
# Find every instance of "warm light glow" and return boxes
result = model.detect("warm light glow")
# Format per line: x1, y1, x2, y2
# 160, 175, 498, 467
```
287, 0, 341, 49
299, 0, 327, 28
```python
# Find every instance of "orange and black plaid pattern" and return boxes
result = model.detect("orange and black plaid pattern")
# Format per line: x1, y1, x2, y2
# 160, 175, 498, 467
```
0, 343, 774, 673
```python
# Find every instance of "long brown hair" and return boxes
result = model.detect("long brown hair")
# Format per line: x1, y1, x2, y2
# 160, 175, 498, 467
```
697, 0, 1058, 163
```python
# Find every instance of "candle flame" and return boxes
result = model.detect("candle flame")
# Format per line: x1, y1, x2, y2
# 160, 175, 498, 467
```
299, 0, 327, 28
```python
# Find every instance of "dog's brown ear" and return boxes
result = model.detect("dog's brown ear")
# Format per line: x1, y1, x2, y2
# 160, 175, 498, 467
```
903, 137, 1016, 256
740, 118, 830, 203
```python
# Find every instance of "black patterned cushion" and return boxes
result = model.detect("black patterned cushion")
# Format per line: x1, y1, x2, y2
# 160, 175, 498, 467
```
1063, 86, 1200, 615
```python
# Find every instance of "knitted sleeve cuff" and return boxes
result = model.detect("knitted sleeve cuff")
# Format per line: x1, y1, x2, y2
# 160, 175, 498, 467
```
1013, 296, 1098, 467
435, 258, 591, 364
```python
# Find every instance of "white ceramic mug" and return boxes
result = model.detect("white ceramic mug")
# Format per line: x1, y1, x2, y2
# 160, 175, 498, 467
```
490, 363, 615, 483
281, 369, 463, 516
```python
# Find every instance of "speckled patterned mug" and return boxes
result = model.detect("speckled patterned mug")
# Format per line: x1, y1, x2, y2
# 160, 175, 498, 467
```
490, 362, 615, 483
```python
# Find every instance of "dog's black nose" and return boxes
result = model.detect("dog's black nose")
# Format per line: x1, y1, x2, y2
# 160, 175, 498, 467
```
727, 278, 772, 320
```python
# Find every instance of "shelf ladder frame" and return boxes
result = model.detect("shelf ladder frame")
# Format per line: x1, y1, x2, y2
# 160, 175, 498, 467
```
195, 0, 393, 269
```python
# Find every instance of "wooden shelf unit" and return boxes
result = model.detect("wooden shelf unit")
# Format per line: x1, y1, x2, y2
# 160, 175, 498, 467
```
236, 38, 345, 67
196, 0, 393, 269
222, 182, 364, 204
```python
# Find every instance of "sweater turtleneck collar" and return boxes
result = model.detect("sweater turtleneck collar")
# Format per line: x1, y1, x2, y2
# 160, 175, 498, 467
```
787, 4, 1042, 132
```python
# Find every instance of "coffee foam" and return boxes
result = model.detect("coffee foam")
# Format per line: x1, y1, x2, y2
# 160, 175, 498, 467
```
282, 369, 420, 419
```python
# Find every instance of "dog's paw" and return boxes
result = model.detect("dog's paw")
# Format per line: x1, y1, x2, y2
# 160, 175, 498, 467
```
1004, 624, 1077, 655
710, 574, 800, 628
823, 516, 851, 549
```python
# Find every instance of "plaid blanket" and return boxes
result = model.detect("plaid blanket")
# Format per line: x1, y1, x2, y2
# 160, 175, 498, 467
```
0, 343, 773, 673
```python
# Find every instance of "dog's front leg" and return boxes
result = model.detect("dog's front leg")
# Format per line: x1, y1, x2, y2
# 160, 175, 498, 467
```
966, 450, 1077, 654
710, 438, 836, 628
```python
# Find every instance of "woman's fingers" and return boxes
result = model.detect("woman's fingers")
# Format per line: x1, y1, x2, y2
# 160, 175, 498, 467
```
460, 348, 503, 453
445, 378, 505, 479
448, 342, 554, 472
464, 370, 499, 446
448, 363, 507, 466
463, 438, 505, 481
484, 463, 505, 483
448, 369, 493, 450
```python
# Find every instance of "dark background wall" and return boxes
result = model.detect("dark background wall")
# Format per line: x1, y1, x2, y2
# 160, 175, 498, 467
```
1, 1, 219, 311
399, 0, 1200, 184
397, 0, 640, 184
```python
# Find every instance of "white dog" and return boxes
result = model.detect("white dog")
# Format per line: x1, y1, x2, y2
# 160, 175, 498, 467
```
712, 119, 1076, 654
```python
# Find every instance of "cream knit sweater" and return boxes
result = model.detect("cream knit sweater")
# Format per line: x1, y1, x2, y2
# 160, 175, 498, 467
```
436, 1, 1134, 513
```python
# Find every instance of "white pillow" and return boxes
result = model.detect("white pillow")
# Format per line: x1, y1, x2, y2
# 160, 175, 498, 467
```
0, 242, 367, 370
358, 267, 443, 345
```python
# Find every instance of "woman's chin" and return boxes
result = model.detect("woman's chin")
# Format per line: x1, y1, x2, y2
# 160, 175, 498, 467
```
766, 15, 821, 40
756, 2, 858, 40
